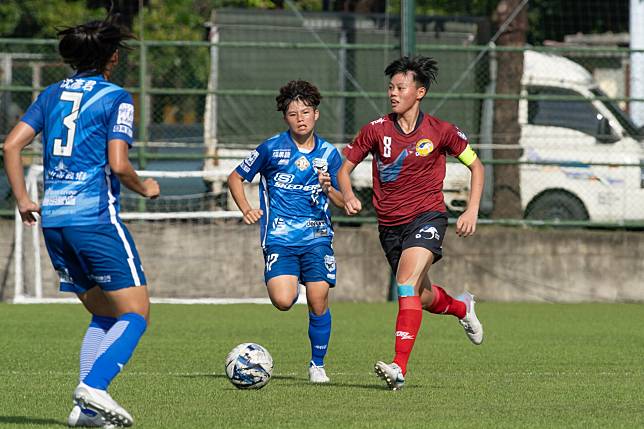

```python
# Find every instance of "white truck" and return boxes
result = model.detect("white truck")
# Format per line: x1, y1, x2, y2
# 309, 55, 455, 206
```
445, 50, 644, 222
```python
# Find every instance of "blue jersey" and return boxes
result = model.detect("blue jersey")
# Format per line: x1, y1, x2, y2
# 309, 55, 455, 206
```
236, 131, 342, 248
21, 74, 135, 227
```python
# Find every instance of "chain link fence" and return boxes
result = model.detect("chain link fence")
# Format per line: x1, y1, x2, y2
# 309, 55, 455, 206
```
1, 8, 643, 226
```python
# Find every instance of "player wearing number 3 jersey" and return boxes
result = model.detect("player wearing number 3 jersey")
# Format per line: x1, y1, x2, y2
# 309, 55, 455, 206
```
3, 15, 159, 426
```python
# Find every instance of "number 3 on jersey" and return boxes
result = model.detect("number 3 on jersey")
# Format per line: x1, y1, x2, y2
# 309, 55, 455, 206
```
53, 91, 83, 157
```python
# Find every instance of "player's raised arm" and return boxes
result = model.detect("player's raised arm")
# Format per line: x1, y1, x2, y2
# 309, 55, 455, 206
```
337, 159, 362, 216
108, 139, 159, 199
227, 170, 263, 224
3, 122, 40, 225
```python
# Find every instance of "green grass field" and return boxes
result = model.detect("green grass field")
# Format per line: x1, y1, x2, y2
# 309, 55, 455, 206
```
1, 302, 643, 428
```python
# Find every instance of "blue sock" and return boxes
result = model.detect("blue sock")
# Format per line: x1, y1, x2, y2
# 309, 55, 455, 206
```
80, 315, 117, 383
308, 309, 331, 367
83, 313, 147, 391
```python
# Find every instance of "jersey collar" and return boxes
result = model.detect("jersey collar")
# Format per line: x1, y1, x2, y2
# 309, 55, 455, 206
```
286, 130, 319, 152
71, 71, 105, 80
390, 111, 424, 135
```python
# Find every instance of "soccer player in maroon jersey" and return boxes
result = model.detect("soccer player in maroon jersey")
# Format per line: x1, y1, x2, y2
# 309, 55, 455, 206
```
336, 56, 485, 390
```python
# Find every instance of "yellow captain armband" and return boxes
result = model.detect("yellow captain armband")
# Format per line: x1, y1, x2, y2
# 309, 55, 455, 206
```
457, 145, 477, 166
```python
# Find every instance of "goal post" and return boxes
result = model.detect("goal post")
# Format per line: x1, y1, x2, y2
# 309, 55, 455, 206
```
12, 165, 307, 305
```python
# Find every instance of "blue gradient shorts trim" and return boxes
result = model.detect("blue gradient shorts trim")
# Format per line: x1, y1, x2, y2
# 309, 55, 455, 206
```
43, 222, 147, 294
263, 242, 336, 286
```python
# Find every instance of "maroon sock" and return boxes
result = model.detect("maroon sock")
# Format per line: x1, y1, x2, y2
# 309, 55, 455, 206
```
427, 285, 466, 319
392, 296, 423, 375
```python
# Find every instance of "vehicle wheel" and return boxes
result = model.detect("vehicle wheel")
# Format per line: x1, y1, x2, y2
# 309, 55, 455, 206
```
524, 191, 589, 221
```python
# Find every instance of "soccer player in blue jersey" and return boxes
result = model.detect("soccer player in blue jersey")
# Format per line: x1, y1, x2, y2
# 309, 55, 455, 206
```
228, 80, 344, 384
3, 17, 159, 427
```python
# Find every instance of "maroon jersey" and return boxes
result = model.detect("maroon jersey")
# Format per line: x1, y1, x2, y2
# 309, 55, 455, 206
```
343, 112, 469, 226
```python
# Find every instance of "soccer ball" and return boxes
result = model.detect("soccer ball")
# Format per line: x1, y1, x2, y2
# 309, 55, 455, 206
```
224, 343, 273, 389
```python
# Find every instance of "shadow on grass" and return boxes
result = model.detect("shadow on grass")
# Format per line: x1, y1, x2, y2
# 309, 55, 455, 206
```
173, 373, 301, 381
0, 416, 65, 426
172, 373, 396, 390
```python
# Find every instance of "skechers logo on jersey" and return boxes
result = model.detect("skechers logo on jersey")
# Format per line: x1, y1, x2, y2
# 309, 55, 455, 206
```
274, 181, 321, 191
396, 331, 415, 340
274, 173, 294, 183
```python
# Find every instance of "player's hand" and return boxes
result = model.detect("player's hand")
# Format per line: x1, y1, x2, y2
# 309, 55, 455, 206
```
242, 208, 263, 225
17, 199, 40, 226
318, 172, 332, 194
343, 194, 362, 216
455, 209, 478, 237
142, 178, 160, 199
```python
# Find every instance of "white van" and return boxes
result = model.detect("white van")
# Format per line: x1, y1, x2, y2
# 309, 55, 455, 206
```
445, 50, 644, 222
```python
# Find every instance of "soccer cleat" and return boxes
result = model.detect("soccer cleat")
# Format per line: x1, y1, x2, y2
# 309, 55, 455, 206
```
374, 361, 405, 390
73, 383, 133, 427
308, 362, 330, 383
457, 291, 484, 345
67, 405, 115, 428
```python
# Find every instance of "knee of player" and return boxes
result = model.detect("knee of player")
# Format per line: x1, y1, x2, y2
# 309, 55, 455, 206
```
307, 299, 328, 316
271, 298, 294, 311
395, 275, 417, 287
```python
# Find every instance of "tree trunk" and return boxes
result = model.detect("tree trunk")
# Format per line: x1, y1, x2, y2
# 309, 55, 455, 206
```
491, 0, 527, 219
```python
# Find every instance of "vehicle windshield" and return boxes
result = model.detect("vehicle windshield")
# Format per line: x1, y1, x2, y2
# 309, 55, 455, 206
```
591, 88, 643, 140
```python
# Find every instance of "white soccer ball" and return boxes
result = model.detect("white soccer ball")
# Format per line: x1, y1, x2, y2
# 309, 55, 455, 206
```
224, 343, 274, 389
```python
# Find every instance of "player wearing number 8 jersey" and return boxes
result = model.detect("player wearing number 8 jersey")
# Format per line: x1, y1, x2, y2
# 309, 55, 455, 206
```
3, 15, 159, 426
338, 56, 485, 390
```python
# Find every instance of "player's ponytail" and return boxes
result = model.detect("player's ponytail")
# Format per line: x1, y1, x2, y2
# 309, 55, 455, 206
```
57, 14, 133, 74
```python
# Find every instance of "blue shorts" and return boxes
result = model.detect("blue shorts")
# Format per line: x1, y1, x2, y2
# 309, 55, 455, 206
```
43, 222, 147, 294
263, 242, 336, 286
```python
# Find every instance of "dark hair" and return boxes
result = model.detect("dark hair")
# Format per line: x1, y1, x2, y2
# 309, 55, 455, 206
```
57, 15, 133, 73
384, 56, 438, 90
276, 80, 322, 114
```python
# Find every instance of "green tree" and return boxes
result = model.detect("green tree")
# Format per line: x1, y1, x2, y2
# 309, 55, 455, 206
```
0, 0, 105, 37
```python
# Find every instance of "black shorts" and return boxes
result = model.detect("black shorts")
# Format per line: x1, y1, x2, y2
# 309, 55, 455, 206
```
378, 211, 448, 273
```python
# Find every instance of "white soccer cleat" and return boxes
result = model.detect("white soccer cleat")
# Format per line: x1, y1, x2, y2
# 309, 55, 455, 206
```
374, 361, 405, 390
67, 405, 115, 428
308, 363, 330, 383
73, 383, 133, 427
458, 291, 484, 345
